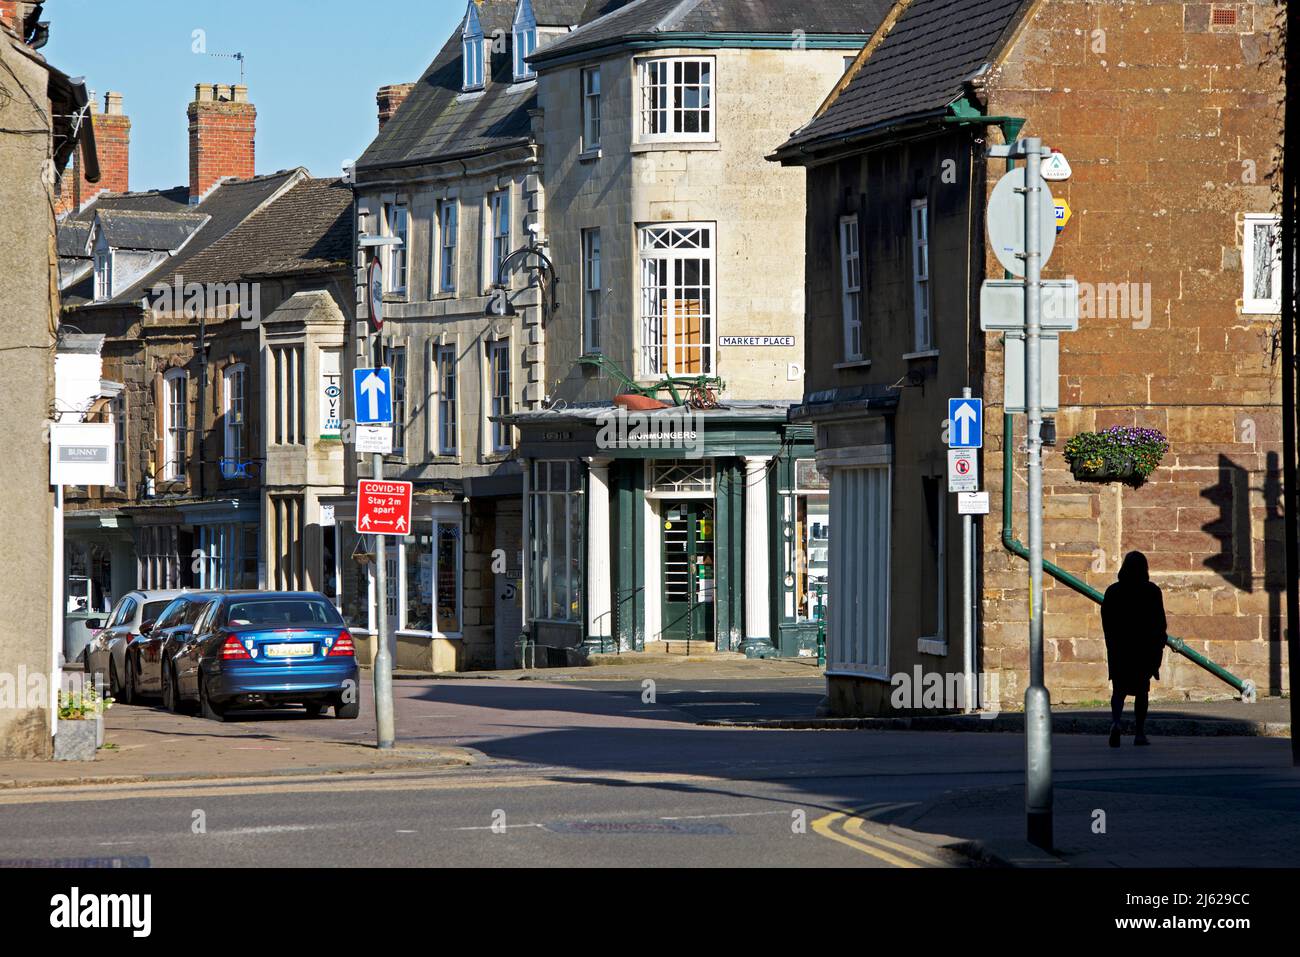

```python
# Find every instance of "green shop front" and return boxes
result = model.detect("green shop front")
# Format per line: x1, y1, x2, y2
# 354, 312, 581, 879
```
508, 403, 828, 659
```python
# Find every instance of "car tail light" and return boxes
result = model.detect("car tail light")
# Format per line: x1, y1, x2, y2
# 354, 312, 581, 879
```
220, 633, 252, 660
328, 630, 355, 658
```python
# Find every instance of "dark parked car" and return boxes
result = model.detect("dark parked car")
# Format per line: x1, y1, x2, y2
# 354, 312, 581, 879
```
82, 590, 185, 701
124, 593, 219, 703
162, 592, 359, 722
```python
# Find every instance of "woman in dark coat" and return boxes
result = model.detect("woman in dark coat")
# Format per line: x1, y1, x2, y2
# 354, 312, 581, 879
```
1100, 551, 1167, 747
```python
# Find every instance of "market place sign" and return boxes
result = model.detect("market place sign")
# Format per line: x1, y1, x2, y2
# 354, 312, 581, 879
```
718, 336, 795, 347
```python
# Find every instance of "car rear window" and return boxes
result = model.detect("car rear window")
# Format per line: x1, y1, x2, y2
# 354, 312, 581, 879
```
143, 601, 171, 622
225, 599, 342, 628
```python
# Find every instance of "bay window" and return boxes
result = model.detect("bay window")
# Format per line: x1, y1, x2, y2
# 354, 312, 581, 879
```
639, 57, 714, 142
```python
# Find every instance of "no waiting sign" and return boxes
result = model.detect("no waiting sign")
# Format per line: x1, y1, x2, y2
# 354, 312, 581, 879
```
357, 480, 413, 536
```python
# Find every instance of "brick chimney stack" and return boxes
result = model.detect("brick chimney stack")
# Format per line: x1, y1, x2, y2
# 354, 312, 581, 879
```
377, 83, 415, 130
55, 91, 130, 217
188, 83, 256, 203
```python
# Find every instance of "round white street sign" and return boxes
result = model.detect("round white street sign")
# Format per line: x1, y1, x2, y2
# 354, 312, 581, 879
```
987, 166, 1058, 278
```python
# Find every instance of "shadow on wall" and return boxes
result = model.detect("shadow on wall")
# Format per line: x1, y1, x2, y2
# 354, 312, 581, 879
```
1199, 453, 1286, 695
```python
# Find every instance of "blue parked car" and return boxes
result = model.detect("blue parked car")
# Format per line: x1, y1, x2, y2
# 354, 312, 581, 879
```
162, 592, 360, 722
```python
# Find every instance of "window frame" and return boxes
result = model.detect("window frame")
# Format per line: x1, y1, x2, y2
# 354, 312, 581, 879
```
462, 4, 485, 92
384, 342, 408, 457
111, 392, 127, 489
512, 0, 538, 82
93, 231, 113, 302
161, 368, 188, 482
910, 198, 932, 352
582, 227, 602, 354
435, 343, 458, 457
530, 460, 584, 624
486, 339, 512, 454
1242, 212, 1282, 314
382, 201, 409, 296
637, 56, 715, 144
438, 199, 459, 294
839, 214, 863, 362
638, 222, 716, 377
222, 362, 248, 475
581, 66, 602, 152
487, 188, 512, 291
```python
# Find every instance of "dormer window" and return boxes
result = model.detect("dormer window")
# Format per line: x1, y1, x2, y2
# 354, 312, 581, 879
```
462, 2, 485, 92
512, 0, 538, 82
92, 228, 113, 301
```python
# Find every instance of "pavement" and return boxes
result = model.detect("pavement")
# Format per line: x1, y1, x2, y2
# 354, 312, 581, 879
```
0, 703, 471, 790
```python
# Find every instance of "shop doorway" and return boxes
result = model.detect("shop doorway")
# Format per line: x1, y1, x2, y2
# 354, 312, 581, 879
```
661, 500, 715, 642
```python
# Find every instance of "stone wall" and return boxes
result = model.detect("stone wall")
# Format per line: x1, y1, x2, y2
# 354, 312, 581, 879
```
981, 0, 1286, 705
540, 46, 852, 405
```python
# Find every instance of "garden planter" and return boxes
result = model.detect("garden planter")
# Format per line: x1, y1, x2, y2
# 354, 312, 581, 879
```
614, 393, 670, 412
54, 718, 97, 761
1069, 457, 1138, 482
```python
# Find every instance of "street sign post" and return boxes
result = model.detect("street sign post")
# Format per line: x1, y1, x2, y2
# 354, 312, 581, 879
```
352, 367, 393, 425
947, 397, 983, 449
357, 480, 413, 536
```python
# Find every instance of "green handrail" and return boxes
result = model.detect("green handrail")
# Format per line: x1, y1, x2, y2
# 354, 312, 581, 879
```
999, 413, 1255, 701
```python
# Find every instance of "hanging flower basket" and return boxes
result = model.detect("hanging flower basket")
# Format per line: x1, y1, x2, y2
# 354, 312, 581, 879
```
1063, 426, 1168, 487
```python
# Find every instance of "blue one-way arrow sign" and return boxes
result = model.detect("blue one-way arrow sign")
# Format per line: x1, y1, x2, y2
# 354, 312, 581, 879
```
353, 367, 393, 425
948, 397, 983, 449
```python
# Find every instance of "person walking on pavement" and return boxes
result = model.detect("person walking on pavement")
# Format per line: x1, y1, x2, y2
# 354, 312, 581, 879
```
1100, 551, 1167, 747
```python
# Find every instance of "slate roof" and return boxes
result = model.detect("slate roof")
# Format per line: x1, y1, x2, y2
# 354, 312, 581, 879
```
774, 0, 1032, 158
357, 1, 584, 172
63, 169, 305, 308
93, 209, 209, 252
169, 178, 352, 285
534, 0, 887, 63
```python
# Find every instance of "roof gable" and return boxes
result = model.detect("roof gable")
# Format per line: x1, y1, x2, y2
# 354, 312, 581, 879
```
775, 0, 1033, 158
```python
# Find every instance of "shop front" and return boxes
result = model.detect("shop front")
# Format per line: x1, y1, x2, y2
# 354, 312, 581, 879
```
329, 493, 467, 673
510, 403, 827, 660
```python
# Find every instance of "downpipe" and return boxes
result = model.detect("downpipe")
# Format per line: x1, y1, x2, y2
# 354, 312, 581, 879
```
999, 413, 1256, 701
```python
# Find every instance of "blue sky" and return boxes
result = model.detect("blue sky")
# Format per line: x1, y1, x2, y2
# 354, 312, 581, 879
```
44, 0, 463, 191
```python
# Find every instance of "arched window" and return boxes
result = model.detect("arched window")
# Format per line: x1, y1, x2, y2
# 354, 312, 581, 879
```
462, 2, 485, 92
512, 0, 538, 82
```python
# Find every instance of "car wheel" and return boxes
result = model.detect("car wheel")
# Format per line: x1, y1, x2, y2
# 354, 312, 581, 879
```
108, 658, 122, 700
162, 664, 178, 714
121, 655, 136, 705
199, 675, 227, 722
335, 694, 360, 720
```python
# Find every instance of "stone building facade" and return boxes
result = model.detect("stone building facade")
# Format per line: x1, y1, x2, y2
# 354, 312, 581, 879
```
1, 2, 99, 756
777, 0, 1286, 715
507, 1, 886, 660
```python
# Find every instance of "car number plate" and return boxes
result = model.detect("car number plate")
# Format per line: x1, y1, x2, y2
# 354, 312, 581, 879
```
265, 642, 314, 658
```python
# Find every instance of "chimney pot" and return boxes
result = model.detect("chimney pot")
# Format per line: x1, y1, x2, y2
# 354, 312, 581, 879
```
103, 91, 124, 115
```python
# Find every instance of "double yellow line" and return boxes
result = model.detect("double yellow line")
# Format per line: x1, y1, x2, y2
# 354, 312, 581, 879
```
812, 806, 949, 868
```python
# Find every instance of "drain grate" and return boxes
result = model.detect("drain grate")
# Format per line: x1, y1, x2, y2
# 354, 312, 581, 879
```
545, 821, 733, 836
